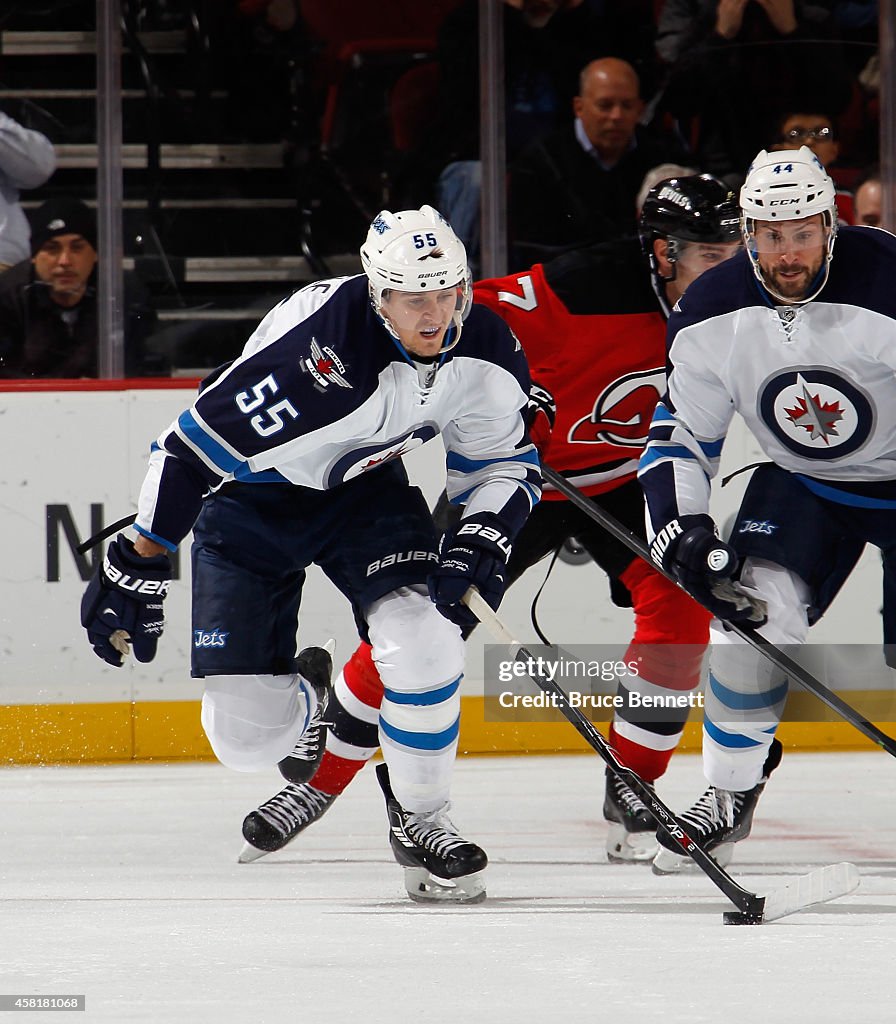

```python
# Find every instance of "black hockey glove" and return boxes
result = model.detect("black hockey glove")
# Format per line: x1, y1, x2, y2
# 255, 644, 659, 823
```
525, 382, 556, 456
428, 512, 512, 628
80, 535, 172, 666
649, 514, 766, 625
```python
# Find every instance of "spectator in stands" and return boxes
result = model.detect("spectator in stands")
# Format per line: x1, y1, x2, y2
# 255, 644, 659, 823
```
771, 109, 840, 166
655, 0, 853, 183
0, 198, 158, 378
0, 109, 57, 271
853, 163, 882, 226
430, 0, 608, 272
768, 107, 855, 222
507, 57, 690, 268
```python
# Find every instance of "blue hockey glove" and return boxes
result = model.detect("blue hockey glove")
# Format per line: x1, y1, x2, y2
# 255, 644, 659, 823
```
428, 512, 513, 627
649, 514, 766, 625
80, 535, 172, 666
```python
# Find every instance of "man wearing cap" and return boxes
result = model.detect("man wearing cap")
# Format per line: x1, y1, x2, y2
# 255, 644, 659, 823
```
0, 197, 157, 378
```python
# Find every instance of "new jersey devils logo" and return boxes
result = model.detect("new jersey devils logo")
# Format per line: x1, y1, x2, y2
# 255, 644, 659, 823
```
568, 368, 665, 446
758, 367, 874, 461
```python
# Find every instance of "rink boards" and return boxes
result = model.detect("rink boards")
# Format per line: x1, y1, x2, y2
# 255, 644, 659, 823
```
1, 382, 894, 764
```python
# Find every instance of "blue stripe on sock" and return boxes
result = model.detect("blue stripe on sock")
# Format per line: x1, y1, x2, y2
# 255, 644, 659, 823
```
709, 673, 789, 711
383, 677, 460, 706
704, 716, 775, 749
379, 715, 460, 751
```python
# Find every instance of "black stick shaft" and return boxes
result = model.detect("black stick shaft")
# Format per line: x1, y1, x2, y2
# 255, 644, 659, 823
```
463, 588, 765, 918
541, 464, 896, 757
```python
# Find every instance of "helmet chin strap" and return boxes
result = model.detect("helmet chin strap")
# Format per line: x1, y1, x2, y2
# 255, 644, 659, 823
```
437, 316, 462, 353
376, 310, 461, 364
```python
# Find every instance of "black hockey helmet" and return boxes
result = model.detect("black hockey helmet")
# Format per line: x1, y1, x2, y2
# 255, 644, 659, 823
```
639, 174, 741, 280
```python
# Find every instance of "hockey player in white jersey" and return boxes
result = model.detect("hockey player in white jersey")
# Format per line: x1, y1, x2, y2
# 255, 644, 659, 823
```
639, 146, 896, 872
80, 206, 541, 903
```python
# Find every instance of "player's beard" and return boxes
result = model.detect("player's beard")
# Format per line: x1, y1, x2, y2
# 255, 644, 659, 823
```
764, 256, 824, 301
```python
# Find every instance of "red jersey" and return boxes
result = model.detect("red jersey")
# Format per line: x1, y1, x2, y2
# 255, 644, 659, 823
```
475, 239, 666, 500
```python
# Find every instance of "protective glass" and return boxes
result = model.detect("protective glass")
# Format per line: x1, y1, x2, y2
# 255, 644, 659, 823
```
672, 239, 742, 271
748, 221, 829, 254
381, 285, 465, 330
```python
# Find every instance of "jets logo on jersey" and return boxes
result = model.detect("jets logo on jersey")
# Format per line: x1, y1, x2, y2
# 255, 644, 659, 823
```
193, 629, 229, 648
759, 368, 874, 460
327, 425, 439, 485
302, 338, 352, 390
738, 519, 777, 536
568, 368, 665, 447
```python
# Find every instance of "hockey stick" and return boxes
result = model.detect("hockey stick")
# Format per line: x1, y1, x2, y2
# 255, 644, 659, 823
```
463, 587, 859, 924
541, 464, 896, 758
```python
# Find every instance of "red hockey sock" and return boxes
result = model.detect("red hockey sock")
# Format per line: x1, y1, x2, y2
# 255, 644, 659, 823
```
311, 750, 367, 796
610, 559, 711, 780
608, 723, 670, 783
310, 642, 383, 795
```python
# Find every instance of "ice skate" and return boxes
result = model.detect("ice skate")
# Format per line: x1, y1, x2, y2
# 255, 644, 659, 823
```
603, 768, 658, 863
277, 640, 335, 786
376, 763, 487, 904
653, 738, 783, 875
238, 782, 337, 863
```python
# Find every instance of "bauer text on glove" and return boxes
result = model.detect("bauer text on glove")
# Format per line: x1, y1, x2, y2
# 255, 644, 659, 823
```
428, 513, 513, 627
80, 535, 172, 666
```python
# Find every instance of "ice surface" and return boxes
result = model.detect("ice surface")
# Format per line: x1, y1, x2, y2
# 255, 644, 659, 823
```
1, 751, 894, 1023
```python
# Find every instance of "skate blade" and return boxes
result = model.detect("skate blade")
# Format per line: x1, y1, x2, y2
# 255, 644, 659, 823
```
605, 823, 659, 864
403, 867, 487, 904
237, 841, 270, 864
652, 841, 733, 876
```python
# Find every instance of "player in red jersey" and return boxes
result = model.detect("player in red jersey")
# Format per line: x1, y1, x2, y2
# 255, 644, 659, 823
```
238, 175, 743, 866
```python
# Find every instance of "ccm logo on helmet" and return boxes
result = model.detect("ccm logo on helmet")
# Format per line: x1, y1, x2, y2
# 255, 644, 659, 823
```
769, 198, 802, 206
103, 556, 171, 596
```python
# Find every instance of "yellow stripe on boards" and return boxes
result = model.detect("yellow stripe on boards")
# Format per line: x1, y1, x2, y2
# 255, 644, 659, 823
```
0, 696, 893, 765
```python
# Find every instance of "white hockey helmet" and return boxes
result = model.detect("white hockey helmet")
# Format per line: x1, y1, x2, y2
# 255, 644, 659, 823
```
740, 146, 838, 303
360, 205, 473, 351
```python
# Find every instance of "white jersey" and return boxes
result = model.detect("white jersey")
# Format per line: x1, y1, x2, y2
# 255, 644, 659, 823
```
135, 274, 540, 549
639, 226, 896, 531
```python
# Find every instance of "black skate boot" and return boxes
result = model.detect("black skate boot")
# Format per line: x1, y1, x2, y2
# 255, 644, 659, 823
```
238, 782, 337, 863
653, 738, 783, 875
277, 641, 334, 786
376, 762, 488, 904
603, 768, 658, 864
